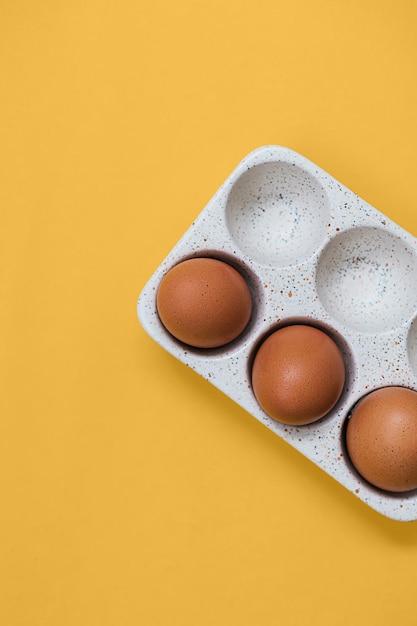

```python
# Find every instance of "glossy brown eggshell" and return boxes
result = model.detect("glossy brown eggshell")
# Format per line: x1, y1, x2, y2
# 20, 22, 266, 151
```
156, 257, 252, 349
346, 386, 417, 492
251, 324, 345, 426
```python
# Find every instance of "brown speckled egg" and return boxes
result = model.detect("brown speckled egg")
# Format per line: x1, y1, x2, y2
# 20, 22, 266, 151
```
251, 324, 345, 425
346, 386, 417, 492
156, 257, 252, 348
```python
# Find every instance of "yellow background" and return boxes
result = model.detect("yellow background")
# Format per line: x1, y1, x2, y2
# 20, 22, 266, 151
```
1, 1, 417, 624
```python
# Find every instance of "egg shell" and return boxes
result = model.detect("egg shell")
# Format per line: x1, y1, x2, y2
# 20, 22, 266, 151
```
156, 257, 252, 349
251, 324, 346, 425
346, 386, 417, 493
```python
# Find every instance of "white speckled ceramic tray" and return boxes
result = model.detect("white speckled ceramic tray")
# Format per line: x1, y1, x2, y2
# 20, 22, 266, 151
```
138, 146, 417, 522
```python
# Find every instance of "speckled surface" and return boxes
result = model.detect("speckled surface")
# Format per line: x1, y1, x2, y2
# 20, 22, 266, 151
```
137, 146, 417, 522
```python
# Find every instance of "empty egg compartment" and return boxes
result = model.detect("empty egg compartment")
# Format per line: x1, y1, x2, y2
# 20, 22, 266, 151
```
138, 145, 417, 521
316, 226, 417, 333
225, 159, 331, 267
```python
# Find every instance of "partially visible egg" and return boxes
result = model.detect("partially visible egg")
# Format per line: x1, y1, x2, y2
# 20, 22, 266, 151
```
251, 324, 345, 425
156, 257, 252, 348
346, 386, 417, 492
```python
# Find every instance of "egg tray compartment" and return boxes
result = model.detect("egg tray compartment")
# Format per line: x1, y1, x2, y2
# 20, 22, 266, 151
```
138, 146, 417, 522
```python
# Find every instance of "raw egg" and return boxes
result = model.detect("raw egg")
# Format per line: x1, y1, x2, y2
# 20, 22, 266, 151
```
251, 324, 345, 425
346, 386, 417, 492
156, 257, 252, 348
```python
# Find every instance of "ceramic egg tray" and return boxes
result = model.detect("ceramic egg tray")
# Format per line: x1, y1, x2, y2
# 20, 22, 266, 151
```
138, 146, 417, 522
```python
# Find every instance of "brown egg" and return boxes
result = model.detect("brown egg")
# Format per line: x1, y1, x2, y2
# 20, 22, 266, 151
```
346, 386, 417, 492
251, 324, 345, 425
156, 257, 252, 348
